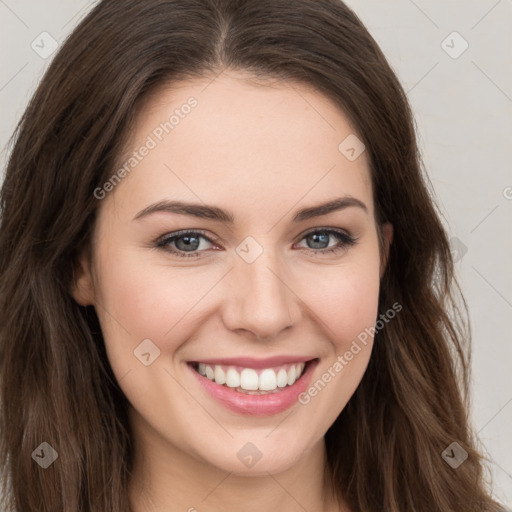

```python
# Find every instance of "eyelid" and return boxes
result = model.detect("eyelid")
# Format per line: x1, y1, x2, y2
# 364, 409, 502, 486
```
156, 229, 218, 247
156, 227, 354, 247
297, 226, 352, 239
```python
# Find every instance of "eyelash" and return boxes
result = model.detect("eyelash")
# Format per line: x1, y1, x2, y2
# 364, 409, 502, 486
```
156, 228, 358, 259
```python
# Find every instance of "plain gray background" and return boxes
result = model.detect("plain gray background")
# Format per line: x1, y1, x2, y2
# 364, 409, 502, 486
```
0, 0, 511, 507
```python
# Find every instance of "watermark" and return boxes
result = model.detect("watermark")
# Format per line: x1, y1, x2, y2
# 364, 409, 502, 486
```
93, 97, 198, 200
31, 442, 59, 469
237, 442, 263, 468
338, 133, 366, 162
236, 236, 264, 264
298, 302, 402, 405
31, 32, 59, 59
134, 338, 161, 366
503, 186, 512, 200
441, 441, 468, 469
449, 236, 468, 263
441, 31, 469, 60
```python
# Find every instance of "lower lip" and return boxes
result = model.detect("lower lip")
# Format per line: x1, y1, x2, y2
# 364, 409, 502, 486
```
188, 360, 318, 416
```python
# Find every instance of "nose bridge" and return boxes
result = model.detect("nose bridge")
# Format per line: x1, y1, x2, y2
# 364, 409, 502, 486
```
223, 237, 300, 339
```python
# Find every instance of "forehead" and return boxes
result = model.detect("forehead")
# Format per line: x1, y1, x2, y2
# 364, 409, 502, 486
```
106, 71, 374, 221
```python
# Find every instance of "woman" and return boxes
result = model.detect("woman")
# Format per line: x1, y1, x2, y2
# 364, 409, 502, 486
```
0, 0, 505, 510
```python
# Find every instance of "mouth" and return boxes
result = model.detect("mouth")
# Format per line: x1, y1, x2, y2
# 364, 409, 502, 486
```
186, 357, 318, 415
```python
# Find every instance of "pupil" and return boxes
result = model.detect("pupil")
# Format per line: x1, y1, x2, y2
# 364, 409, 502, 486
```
309, 232, 328, 249
177, 235, 199, 251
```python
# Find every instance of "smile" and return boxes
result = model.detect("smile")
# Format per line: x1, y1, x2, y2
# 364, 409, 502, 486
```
187, 357, 318, 416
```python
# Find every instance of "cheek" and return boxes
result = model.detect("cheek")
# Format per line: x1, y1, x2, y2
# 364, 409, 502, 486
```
300, 251, 381, 349
92, 246, 231, 368
294, 259, 381, 423
331, 274, 379, 347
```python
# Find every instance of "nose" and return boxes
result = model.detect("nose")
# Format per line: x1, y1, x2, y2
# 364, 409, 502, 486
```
221, 246, 302, 340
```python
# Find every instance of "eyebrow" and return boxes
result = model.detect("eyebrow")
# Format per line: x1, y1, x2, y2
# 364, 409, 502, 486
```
133, 196, 368, 223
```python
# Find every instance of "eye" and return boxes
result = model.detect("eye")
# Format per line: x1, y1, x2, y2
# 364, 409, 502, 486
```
156, 230, 216, 258
295, 228, 357, 255
156, 228, 358, 258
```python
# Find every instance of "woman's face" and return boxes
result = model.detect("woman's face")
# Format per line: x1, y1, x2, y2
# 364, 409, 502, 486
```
73, 71, 392, 476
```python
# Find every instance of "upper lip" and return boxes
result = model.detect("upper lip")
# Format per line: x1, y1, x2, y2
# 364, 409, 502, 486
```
189, 356, 317, 369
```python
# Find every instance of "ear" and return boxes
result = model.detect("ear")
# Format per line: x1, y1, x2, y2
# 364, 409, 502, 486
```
71, 250, 95, 306
379, 222, 393, 278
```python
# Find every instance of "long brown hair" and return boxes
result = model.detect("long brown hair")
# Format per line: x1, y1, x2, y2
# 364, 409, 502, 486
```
0, 1, 503, 510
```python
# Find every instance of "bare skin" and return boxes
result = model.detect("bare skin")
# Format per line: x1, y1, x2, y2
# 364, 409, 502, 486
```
73, 69, 392, 512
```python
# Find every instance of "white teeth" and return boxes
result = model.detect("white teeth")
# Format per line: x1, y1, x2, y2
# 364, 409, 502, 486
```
287, 365, 297, 386
225, 367, 241, 388
276, 368, 288, 388
196, 362, 308, 392
214, 365, 226, 385
259, 369, 277, 391
240, 369, 259, 390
